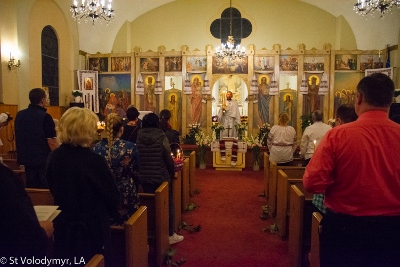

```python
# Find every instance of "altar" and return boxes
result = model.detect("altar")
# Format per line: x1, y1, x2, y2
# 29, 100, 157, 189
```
211, 138, 247, 171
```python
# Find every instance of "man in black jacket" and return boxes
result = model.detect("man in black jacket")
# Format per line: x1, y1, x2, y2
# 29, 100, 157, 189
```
15, 88, 58, 188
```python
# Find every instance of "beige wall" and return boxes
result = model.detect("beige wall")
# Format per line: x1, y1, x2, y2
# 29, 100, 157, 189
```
113, 0, 349, 53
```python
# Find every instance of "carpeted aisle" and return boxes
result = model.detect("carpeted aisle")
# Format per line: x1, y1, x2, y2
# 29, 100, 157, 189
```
171, 168, 290, 267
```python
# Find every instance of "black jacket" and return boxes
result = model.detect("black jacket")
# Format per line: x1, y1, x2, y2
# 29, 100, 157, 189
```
136, 128, 175, 186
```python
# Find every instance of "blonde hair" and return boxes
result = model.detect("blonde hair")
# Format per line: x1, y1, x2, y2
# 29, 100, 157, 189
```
105, 113, 123, 163
278, 112, 290, 125
58, 107, 98, 147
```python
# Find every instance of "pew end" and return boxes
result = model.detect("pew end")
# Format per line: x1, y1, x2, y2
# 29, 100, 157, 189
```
309, 212, 323, 267
85, 254, 104, 267
138, 182, 169, 266
189, 150, 196, 197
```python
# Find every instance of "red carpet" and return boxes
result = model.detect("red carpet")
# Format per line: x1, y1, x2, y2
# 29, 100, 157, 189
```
170, 168, 290, 267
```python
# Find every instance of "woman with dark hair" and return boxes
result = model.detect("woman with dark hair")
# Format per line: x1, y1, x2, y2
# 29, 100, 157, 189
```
159, 109, 180, 144
121, 106, 141, 143
136, 113, 184, 245
93, 112, 140, 226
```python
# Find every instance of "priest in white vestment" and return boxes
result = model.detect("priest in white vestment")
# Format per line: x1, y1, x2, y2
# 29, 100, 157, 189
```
217, 91, 241, 137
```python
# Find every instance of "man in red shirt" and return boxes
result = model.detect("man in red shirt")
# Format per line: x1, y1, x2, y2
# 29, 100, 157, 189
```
303, 73, 400, 267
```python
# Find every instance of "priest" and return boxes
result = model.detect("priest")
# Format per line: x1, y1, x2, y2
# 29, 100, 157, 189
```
217, 91, 241, 137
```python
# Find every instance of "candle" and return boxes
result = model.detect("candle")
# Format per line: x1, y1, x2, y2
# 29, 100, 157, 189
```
313, 140, 316, 150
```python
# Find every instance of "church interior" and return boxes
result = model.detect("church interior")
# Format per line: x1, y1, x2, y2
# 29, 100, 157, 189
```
0, 0, 400, 266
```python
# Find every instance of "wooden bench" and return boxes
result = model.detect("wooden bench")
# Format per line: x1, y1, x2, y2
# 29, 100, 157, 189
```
109, 206, 148, 267
268, 160, 306, 216
276, 168, 306, 239
85, 254, 104, 267
172, 171, 182, 232
3, 159, 26, 187
25, 188, 54, 205
288, 185, 314, 267
181, 158, 190, 211
309, 212, 323, 267
189, 151, 196, 197
138, 182, 169, 267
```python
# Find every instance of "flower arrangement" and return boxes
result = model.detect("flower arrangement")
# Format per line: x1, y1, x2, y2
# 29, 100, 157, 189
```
244, 134, 265, 166
195, 131, 212, 166
257, 122, 271, 146
182, 123, 202, 144
211, 123, 225, 140
235, 122, 248, 140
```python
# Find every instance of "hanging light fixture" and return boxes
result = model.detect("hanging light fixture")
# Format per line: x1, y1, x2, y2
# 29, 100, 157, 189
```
353, 0, 400, 18
215, 0, 246, 60
70, 0, 115, 26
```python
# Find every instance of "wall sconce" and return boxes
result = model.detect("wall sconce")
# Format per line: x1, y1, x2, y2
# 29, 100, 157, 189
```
8, 53, 21, 70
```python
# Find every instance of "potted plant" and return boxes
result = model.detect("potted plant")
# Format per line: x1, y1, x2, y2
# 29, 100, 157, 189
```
194, 131, 212, 169
211, 123, 225, 140
72, 90, 83, 103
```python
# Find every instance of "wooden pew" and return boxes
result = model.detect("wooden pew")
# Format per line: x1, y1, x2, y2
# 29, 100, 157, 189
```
85, 254, 104, 267
109, 206, 148, 267
25, 188, 54, 205
309, 212, 323, 267
189, 151, 196, 197
181, 158, 190, 212
276, 168, 306, 239
263, 152, 269, 198
138, 182, 169, 267
172, 171, 182, 232
268, 160, 305, 216
3, 158, 26, 186
288, 185, 314, 267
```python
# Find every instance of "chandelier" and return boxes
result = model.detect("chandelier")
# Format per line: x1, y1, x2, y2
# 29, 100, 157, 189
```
215, 0, 246, 60
353, 0, 400, 18
70, 0, 115, 25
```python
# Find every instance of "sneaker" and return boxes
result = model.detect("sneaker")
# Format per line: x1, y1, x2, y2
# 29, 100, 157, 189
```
169, 233, 184, 245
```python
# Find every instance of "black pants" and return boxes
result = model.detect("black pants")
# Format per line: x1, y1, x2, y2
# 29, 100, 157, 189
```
320, 209, 400, 267
25, 165, 48, 188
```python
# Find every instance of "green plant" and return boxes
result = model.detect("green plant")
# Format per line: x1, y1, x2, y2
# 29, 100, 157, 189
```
300, 113, 313, 133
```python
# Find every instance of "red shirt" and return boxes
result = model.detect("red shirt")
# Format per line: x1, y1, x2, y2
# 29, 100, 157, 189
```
303, 110, 400, 216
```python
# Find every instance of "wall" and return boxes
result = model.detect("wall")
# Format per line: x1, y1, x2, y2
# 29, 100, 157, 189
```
112, 0, 347, 53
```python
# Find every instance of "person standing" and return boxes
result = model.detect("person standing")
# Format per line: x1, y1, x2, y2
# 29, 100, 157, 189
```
136, 113, 184, 245
311, 104, 358, 215
303, 73, 400, 267
159, 109, 180, 144
93, 113, 140, 226
217, 91, 241, 138
15, 88, 58, 188
299, 110, 332, 165
267, 112, 297, 165
121, 106, 141, 143
45, 107, 119, 263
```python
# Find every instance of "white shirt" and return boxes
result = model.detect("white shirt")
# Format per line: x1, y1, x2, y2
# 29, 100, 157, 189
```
267, 125, 297, 163
300, 121, 332, 160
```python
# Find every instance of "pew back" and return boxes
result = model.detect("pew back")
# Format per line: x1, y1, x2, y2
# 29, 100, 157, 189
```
268, 161, 305, 216
25, 188, 54, 206
181, 158, 190, 211
309, 212, 323, 267
138, 182, 169, 267
276, 169, 306, 239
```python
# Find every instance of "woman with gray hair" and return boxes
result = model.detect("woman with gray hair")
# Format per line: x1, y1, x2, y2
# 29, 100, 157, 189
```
45, 107, 119, 263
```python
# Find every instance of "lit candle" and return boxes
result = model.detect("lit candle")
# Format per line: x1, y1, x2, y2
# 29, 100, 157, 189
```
313, 140, 317, 151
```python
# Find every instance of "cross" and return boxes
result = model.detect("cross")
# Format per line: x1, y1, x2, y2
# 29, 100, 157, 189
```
226, 125, 232, 137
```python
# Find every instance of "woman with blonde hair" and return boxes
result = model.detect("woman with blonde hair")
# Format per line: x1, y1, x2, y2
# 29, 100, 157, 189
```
93, 112, 140, 225
45, 107, 119, 263
267, 112, 297, 166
